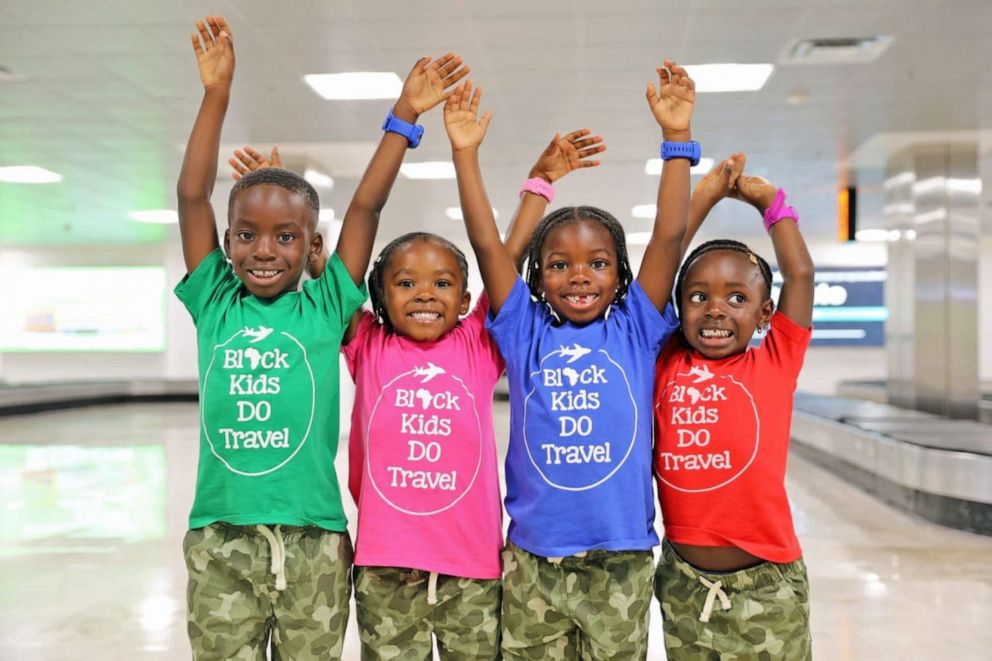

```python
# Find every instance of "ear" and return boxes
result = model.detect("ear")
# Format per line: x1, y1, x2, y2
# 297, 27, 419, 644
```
223, 228, 231, 258
308, 231, 324, 262
759, 297, 774, 331
460, 289, 472, 316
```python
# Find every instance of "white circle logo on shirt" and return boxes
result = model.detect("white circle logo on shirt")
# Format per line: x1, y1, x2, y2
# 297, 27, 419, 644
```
656, 368, 760, 492
365, 363, 483, 516
201, 327, 315, 476
523, 344, 638, 491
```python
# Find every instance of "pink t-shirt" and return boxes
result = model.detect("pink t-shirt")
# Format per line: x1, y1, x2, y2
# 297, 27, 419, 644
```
342, 298, 504, 579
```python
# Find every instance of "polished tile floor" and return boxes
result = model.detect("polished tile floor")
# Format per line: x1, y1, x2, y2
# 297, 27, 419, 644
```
1, 402, 990, 660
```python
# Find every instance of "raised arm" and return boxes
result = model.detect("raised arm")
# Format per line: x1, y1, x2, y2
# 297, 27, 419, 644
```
228, 145, 282, 181
176, 15, 234, 274
682, 152, 745, 256
637, 60, 695, 310
735, 176, 814, 327
503, 129, 606, 269
445, 82, 517, 313
335, 53, 469, 285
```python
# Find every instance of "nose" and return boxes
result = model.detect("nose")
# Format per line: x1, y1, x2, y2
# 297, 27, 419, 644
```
704, 299, 726, 318
254, 235, 276, 260
568, 265, 590, 285
414, 288, 436, 302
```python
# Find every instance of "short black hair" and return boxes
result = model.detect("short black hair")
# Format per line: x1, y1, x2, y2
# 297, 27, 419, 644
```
523, 206, 633, 306
675, 239, 773, 317
228, 168, 319, 227
368, 232, 470, 330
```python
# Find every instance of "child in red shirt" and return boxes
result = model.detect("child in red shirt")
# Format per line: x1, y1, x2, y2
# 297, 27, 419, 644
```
653, 155, 815, 660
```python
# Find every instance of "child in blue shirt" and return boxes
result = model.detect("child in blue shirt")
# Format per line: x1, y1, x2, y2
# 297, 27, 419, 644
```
443, 64, 696, 658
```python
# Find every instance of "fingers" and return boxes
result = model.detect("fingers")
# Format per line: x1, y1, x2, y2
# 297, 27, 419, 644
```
270, 145, 283, 168
469, 85, 482, 114
444, 63, 470, 88
409, 55, 432, 78
727, 152, 746, 188
459, 80, 474, 111
645, 81, 658, 106
191, 32, 204, 57
479, 111, 493, 132
196, 20, 212, 49
561, 128, 590, 143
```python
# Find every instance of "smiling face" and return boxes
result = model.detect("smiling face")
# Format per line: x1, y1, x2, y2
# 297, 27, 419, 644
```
538, 219, 620, 325
381, 238, 471, 342
679, 250, 774, 359
225, 184, 320, 299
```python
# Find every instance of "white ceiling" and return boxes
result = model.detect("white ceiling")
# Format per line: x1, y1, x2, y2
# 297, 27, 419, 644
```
1, 0, 990, 250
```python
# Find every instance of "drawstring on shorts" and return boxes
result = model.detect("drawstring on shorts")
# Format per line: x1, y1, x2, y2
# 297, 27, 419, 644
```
257, 525, 287, 591
698, 575, 731, 623
427, 571, 438, 605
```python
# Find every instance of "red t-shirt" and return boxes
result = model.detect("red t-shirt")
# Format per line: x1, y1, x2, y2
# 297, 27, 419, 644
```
653, 311, 811, 563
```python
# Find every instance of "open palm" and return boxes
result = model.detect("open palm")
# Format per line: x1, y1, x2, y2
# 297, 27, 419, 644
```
444, 82, 492, 151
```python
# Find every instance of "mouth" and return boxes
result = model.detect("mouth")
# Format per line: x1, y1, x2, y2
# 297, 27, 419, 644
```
561, 292, 600, 309
698, 327, 736, 348
246, 268, 283, 284
407, 310, 443, 324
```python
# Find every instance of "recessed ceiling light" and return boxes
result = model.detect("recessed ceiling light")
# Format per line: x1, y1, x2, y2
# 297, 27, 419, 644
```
644, 157, 714, 175
129, 210, 178, 224
0, 165, 62, 183
401, 161, 455, 180
445, 207, 499, 221
305, 168, 334, 189
631, 204, 656, 219
304, 72, 403, 100
683, 64, 774, 92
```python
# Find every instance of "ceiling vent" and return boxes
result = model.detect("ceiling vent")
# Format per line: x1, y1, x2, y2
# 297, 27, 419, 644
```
783, 36, 893, 65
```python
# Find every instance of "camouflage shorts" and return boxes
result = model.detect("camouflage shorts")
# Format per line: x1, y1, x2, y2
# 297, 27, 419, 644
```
354, 565, 501, 660
500, 542, 654, 660
654, 540, 812, 660
183, 523, 353, 660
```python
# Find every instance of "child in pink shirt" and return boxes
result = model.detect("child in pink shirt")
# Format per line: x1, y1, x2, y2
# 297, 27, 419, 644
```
343, 129, 605, 658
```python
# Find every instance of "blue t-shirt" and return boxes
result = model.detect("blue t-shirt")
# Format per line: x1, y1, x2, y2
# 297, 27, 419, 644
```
487, 278, 679, 556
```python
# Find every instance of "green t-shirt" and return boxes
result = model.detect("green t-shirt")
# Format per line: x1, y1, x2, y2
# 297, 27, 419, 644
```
175, 248, 366, 530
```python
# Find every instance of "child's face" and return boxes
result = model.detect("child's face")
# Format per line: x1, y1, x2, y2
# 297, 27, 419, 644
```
382, 239, 470, 342
225, 184, 320, 299
679, 250, 773, 359
539, 219, 619, 325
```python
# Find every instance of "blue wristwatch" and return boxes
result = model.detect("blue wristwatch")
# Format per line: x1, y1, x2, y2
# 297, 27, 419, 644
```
661, 140, 701, 167
382, 107, 424, 148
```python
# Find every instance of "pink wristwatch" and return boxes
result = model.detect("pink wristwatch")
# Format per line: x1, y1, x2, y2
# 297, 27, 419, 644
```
520, 177, 555, 204
763, 188, 799, 232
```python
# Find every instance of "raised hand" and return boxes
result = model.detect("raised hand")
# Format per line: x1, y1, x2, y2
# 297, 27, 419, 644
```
645, 59, 695, 136
191, 15, 234, 90
397, 53, 471, 117
693, 152, 745, 205
444, 82, 492, 152
229, 145, 283, 181
732, 174, 779, 214
530, 129, 606, 183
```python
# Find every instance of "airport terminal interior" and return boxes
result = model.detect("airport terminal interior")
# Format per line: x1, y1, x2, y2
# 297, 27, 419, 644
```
1, 1, 990, 659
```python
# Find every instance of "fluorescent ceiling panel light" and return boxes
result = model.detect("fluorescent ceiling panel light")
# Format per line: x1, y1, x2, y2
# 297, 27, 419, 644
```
401, 161, 455, 180
444, 207, 498, 221
644, 157, 714, 175
0, 165, 62, 183
854, 229, 890, 242
304, 72, 402, 100
631, 204, 656, 219
129, 210, 178, 224
304, 168, 334, 189
626, 232, 652, 245
683, 64, 774, 92
319, 208, 336, 222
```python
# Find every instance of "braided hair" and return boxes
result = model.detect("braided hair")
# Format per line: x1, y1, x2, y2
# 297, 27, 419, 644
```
228, 168, 320, 227
675, 239, 773, 317
523, 206, 633, 307
367, 232, 470, 330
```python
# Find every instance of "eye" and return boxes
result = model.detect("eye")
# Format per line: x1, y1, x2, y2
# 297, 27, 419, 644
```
729, 293, 747, 305
396, 279, 415, 288
688, 292, 706, 303
277, 232, 295, 243
236, 230, 254, 241
591, 258, 609, 269
548, 261, 567, 271
436, 279, 452, 288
